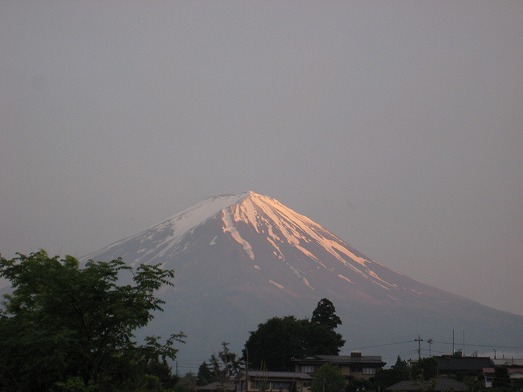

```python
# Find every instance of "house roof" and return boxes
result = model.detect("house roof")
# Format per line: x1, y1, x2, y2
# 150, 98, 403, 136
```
436, 356, 494, 372
246, 371, 312, 380
508, 368, 523, 379
385, 378, 468, 392
197, 381, 236, 392
294, 354, 385, 366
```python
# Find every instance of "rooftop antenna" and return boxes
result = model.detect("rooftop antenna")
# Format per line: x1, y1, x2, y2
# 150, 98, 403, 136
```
452, 329, 455, 354
462, 330, 465, 356
427, 339, 433, 357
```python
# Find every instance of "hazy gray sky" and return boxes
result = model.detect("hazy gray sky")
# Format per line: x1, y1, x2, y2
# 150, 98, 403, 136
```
1, 1, 522, 315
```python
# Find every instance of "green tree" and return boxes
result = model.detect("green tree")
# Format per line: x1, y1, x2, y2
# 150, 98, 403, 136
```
209, 342, 244, 391
492, 366, 511, 390
307, 320, 345, 355
392, 355, 409, 372
243, 316, 310, 371
346, 379, 373, 392
197, 361, 215, 386
0, 250, 184, 392
243, 299, 345, 371
411, 358, 437, 381
374, 356, 410, 389
173, 373, 196, 392
311, 363, 345, 392
311, 298, 342, 330
309, 298, 345, 355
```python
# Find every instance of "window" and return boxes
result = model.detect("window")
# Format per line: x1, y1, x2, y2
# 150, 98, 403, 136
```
272, 381, 291, 391
300, 365, 315, 374
362, 368, 376, 375
252, 380, 269, 390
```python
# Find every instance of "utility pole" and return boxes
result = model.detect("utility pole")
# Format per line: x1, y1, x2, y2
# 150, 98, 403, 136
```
415, 335, 423, 361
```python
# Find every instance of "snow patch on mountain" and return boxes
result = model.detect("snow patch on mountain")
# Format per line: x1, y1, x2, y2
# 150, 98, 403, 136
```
295, 244, 318, 260
269, 280, 284, 289
302, 277, 315, 290
222, 209, 255, 260
266, 237, 284, 259
367, 270, 394, 290
338, 274, 354, 284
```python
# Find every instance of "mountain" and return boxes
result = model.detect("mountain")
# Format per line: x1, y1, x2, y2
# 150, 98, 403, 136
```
82, 191, 523, 369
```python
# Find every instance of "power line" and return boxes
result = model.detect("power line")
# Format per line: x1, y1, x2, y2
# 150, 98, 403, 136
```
351, 340, 414, 350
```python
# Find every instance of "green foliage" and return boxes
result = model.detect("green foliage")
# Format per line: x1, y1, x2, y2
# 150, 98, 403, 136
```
311, 298, 342, 330
411, 358, 437, 380
311, 363, 345, 392
309, 298, 345, 354
209, 342, 243, 390
307, 321, 345, 356
492, 366, 511, 389
374, 356, 410, 389
244, 315, 311, 371
414, 374, 436, 392
173, 373, 196, 392
392, 355, 409, 371
345, 379, 373, 392
0, 250, 184, 392
461, 375, 485, 392
243, 299, 345, 371
197, 361, 215, 386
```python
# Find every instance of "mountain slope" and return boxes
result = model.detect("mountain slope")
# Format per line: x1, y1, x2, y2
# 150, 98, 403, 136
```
83, 191, 523, 368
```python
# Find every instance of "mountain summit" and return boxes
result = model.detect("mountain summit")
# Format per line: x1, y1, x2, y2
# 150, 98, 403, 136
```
84, 191, 523, 368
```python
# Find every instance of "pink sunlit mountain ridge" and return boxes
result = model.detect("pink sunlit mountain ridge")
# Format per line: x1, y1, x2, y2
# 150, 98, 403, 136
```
83, 191, 523, 368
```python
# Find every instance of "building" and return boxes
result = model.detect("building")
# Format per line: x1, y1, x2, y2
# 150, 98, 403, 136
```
483, 367, 523, 389
197, 381, 236, 392
237, 370, 312, 392
435, 354, 494, 379
508, 368, 523, 389
385, 378, 468, 392
293, 352, 386, 381
482, 367, 495, 388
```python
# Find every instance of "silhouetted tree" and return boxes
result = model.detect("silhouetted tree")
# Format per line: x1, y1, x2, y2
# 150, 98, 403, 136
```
492, 366, 511, 390
311, 298, 342, 330
243, 299, 345, 370
411, 358, 437, 380
197, 361, 215, 386
244, 316, 310, 371
209, 342, 243, 391
309, 298, 345, 355
374, 356, 410, 389
0, 250, 183, 392
174, 372, 196, 392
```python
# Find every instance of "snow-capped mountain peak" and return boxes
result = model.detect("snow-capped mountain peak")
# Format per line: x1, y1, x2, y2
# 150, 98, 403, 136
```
229, 191, 369, 267
83, 192, 247, 263
82, 191, 523, 368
